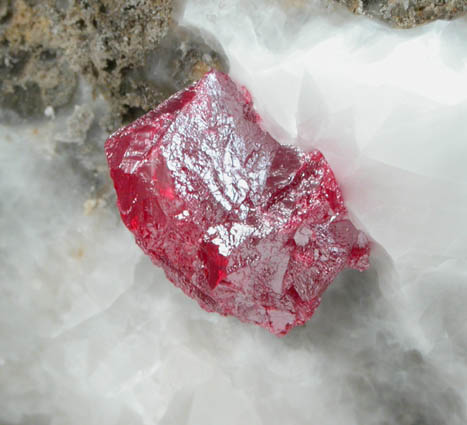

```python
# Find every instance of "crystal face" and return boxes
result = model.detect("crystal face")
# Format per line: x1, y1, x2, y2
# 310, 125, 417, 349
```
105, 70, 370, 336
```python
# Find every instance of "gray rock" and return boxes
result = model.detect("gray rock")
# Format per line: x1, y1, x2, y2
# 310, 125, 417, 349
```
0, 1, 77, 119
334, 0, 467, 28
0, 0, 228, 128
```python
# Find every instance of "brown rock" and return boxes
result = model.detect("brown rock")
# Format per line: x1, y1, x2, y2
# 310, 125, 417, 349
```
334, 0, 467, 28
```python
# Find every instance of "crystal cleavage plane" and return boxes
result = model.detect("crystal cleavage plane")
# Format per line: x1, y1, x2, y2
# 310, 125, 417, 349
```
105, 70, 370, 336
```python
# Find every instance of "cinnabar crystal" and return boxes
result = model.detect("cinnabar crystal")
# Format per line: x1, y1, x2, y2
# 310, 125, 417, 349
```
105, 70, 370, 336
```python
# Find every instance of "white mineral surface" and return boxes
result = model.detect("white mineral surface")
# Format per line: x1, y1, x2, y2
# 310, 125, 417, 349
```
1, 1, 467, 424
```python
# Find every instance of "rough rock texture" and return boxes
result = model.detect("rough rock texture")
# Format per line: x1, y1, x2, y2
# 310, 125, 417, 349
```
105, 70, 370, 335
0, 0, 227, 210
0, 0, 77, 118
62, 0, 173, 127
0, 0, 227, 126
334, 0, 467, 28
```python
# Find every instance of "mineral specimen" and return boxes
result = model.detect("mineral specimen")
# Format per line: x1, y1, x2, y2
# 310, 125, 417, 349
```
105, 70, 370, 335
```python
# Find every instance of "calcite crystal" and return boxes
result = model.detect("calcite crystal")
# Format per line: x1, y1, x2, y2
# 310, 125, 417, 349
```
105, 70, 370, 335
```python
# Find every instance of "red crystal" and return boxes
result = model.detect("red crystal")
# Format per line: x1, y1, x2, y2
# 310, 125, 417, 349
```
105, 70, 370, 336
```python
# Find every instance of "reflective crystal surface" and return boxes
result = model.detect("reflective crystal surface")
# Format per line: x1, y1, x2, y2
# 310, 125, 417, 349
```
105, 70, 370, 335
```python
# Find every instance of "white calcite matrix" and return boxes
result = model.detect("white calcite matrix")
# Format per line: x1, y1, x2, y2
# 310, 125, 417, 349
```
1, 1, 467, 424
